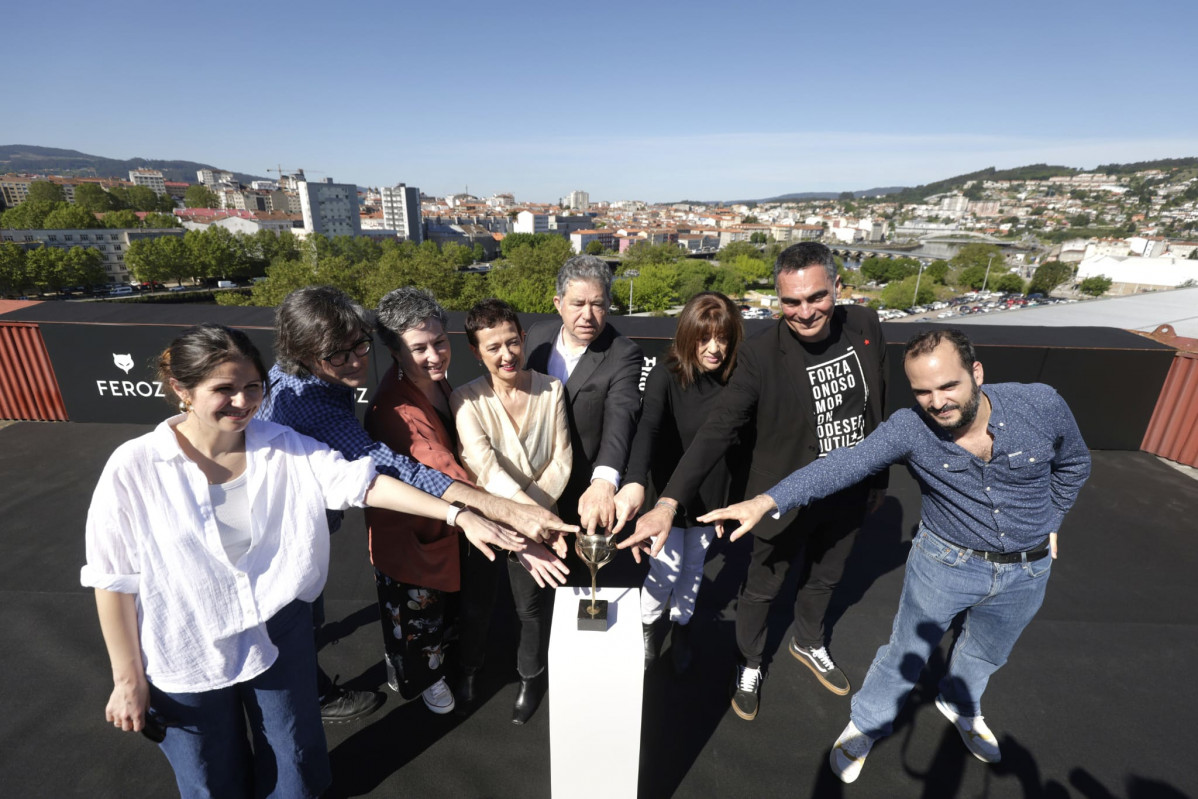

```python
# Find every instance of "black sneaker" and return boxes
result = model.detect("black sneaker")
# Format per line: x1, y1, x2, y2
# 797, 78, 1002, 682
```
320, 683, 385, 724
789, 638, 850, 695
731, 664, 762, 720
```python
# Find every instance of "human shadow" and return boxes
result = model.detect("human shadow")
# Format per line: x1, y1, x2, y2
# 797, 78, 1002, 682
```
636, 530, 752, 798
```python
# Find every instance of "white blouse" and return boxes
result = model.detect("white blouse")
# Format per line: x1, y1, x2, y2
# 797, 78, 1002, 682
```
451, 371, 572, 510
81, 415, 376, 693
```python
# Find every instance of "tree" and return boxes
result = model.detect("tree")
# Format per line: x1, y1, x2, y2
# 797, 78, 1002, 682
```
500, 232, 563, 257
1079, 275, 1112, 297
1, 200, 56, 229
25, 247, 70, 294
838, 191, 855, 201
674, 260, 714, 303
880, 275, 935, 309
141, 212, 181, 229
491, 235, 574, 313
472, 243, 486, 262
956, 265, 988, 290
716, 240, 763, 268
184, 184, 220, 209
26, 181, 66, 205
62, 246, 106, 287
728, 253, 771, 285
73, 183, 114, 213
43, 203, 103, 230
584, 240, 604, 255
103, 210, 142, 229
925, 260, 950, 284
1068, 213, 1091, 228
1028, 260, 1073, 295
126, 236, 193, 286
741, 215, 760, 224
185, 227, 241, 281
0, 241, 29, 295
749, 231, 768, 244
613, 263, 676, 313
622, 241, 688, 270
991, 273, 1026, 293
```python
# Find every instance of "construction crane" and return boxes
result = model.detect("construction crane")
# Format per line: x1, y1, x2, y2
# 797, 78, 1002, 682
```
266, 166, 324, 189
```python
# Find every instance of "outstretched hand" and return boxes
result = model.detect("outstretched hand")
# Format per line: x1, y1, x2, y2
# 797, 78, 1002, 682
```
696, 494, 778, 542
496, 499, 579, 542
615, 504, 674, 563
459, 512, 527, 560
517, 541, 570, 588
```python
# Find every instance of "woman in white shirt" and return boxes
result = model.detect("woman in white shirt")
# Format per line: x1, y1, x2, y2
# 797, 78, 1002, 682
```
451, 299, 571, 725
83, 323, 518, 799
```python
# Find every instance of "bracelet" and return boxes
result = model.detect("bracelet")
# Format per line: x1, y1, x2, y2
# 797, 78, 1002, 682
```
446, 501, 468, 528
654, 501, 678, 516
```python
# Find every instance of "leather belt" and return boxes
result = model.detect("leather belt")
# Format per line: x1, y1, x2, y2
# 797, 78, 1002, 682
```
974, 540, 1050, 564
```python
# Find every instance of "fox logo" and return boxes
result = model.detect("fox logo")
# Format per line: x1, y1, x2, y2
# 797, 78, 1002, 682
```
113, 354, 134, 374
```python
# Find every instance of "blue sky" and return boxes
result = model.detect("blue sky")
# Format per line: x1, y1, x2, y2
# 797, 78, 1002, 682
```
7, 0, 1197, 203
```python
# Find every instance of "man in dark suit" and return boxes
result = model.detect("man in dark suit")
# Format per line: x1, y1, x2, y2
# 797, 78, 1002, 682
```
619, 242, 887, 721
524, 254, 644, 537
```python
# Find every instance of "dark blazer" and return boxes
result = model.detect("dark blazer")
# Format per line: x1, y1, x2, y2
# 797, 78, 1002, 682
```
524, 320, 644, 521
663, 304, 888, 541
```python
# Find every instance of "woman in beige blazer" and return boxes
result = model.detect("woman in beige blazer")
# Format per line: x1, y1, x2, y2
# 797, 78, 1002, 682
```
451, 299, 571, 724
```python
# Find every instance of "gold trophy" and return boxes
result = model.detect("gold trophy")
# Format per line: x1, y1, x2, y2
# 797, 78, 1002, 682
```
575, 531, 615, 631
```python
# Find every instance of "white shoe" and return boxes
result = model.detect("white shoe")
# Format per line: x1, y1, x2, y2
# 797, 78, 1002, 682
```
422, 677, 455, 715
829, 720, 874, 783
935, 696, 1001, 763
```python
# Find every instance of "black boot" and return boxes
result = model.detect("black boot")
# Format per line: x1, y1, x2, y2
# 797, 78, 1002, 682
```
671, 621, 693, 675
512, 672, 544, 725
454, 669, 478, 717
643, 618, 667, 670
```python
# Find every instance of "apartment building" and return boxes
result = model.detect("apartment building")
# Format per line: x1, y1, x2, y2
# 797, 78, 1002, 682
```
380, 183, 423, 243
129, 169, 167, 196
0, 226, 184, 283
298, 179, 361, 237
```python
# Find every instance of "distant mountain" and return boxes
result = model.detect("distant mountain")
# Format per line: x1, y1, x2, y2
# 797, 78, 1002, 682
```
0, 145, 267, 186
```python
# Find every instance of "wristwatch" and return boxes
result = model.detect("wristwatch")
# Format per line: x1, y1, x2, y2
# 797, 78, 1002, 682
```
445, 501, 469, 528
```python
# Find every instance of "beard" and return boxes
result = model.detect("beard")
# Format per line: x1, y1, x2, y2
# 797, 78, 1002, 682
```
928, 379, 981, 431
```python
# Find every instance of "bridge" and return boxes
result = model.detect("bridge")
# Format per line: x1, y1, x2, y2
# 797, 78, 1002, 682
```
831, 232, 1035, 263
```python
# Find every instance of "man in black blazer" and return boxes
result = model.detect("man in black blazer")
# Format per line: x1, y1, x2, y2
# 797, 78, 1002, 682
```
524, 254, 644, 536
620, 242, 887, 721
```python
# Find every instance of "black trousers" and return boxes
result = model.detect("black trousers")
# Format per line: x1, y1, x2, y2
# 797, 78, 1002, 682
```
736, 489, 867, 668
457, 546, 547, 680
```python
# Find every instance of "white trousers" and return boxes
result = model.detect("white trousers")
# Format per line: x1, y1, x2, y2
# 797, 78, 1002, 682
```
640, 525, 714, 625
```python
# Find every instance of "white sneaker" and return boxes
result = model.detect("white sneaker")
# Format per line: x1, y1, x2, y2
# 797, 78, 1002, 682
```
829, 720, 874, 783
422, 677, 455, 715
935, 697, 1001, 763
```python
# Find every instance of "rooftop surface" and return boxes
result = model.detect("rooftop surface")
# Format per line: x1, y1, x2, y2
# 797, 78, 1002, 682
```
2, 420, 1196, 798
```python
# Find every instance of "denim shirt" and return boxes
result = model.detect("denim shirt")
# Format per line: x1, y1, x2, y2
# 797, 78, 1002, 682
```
258, 365, 453, 533
765, 383, 1091, 553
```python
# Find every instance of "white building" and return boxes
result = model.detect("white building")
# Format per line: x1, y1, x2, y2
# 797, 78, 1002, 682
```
298, 179, 361, 238
380, 183, 423, 243
129, 169, 167, 196
564, 190, 590, 212
1076, 254, 1198, 294
196, 169, 235, 186
513, 210, 550, 235
1, 226, 184, 283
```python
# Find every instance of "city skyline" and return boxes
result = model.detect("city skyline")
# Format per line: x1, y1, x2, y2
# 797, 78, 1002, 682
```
7, 0, 1198, 203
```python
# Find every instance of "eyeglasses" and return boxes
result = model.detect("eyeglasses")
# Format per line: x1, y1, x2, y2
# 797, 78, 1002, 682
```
322, 337, 372, 367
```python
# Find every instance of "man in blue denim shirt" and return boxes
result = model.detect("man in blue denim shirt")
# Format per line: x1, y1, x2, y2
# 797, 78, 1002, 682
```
700, 329, 1090, 783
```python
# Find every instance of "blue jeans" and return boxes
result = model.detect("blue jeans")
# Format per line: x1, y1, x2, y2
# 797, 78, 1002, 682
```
150, 600, 331, 799
851, 525, 1052, 738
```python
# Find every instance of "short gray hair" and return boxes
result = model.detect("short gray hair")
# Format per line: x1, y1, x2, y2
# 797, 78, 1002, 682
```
376, 287, 448, 354
556, 254, 612, 302
774, 242, 837, 284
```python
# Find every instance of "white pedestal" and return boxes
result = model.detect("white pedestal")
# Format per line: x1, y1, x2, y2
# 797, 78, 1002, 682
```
548, 586, 642, 799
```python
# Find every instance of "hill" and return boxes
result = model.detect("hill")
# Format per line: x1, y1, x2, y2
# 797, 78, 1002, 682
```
0, 145, 267, 185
